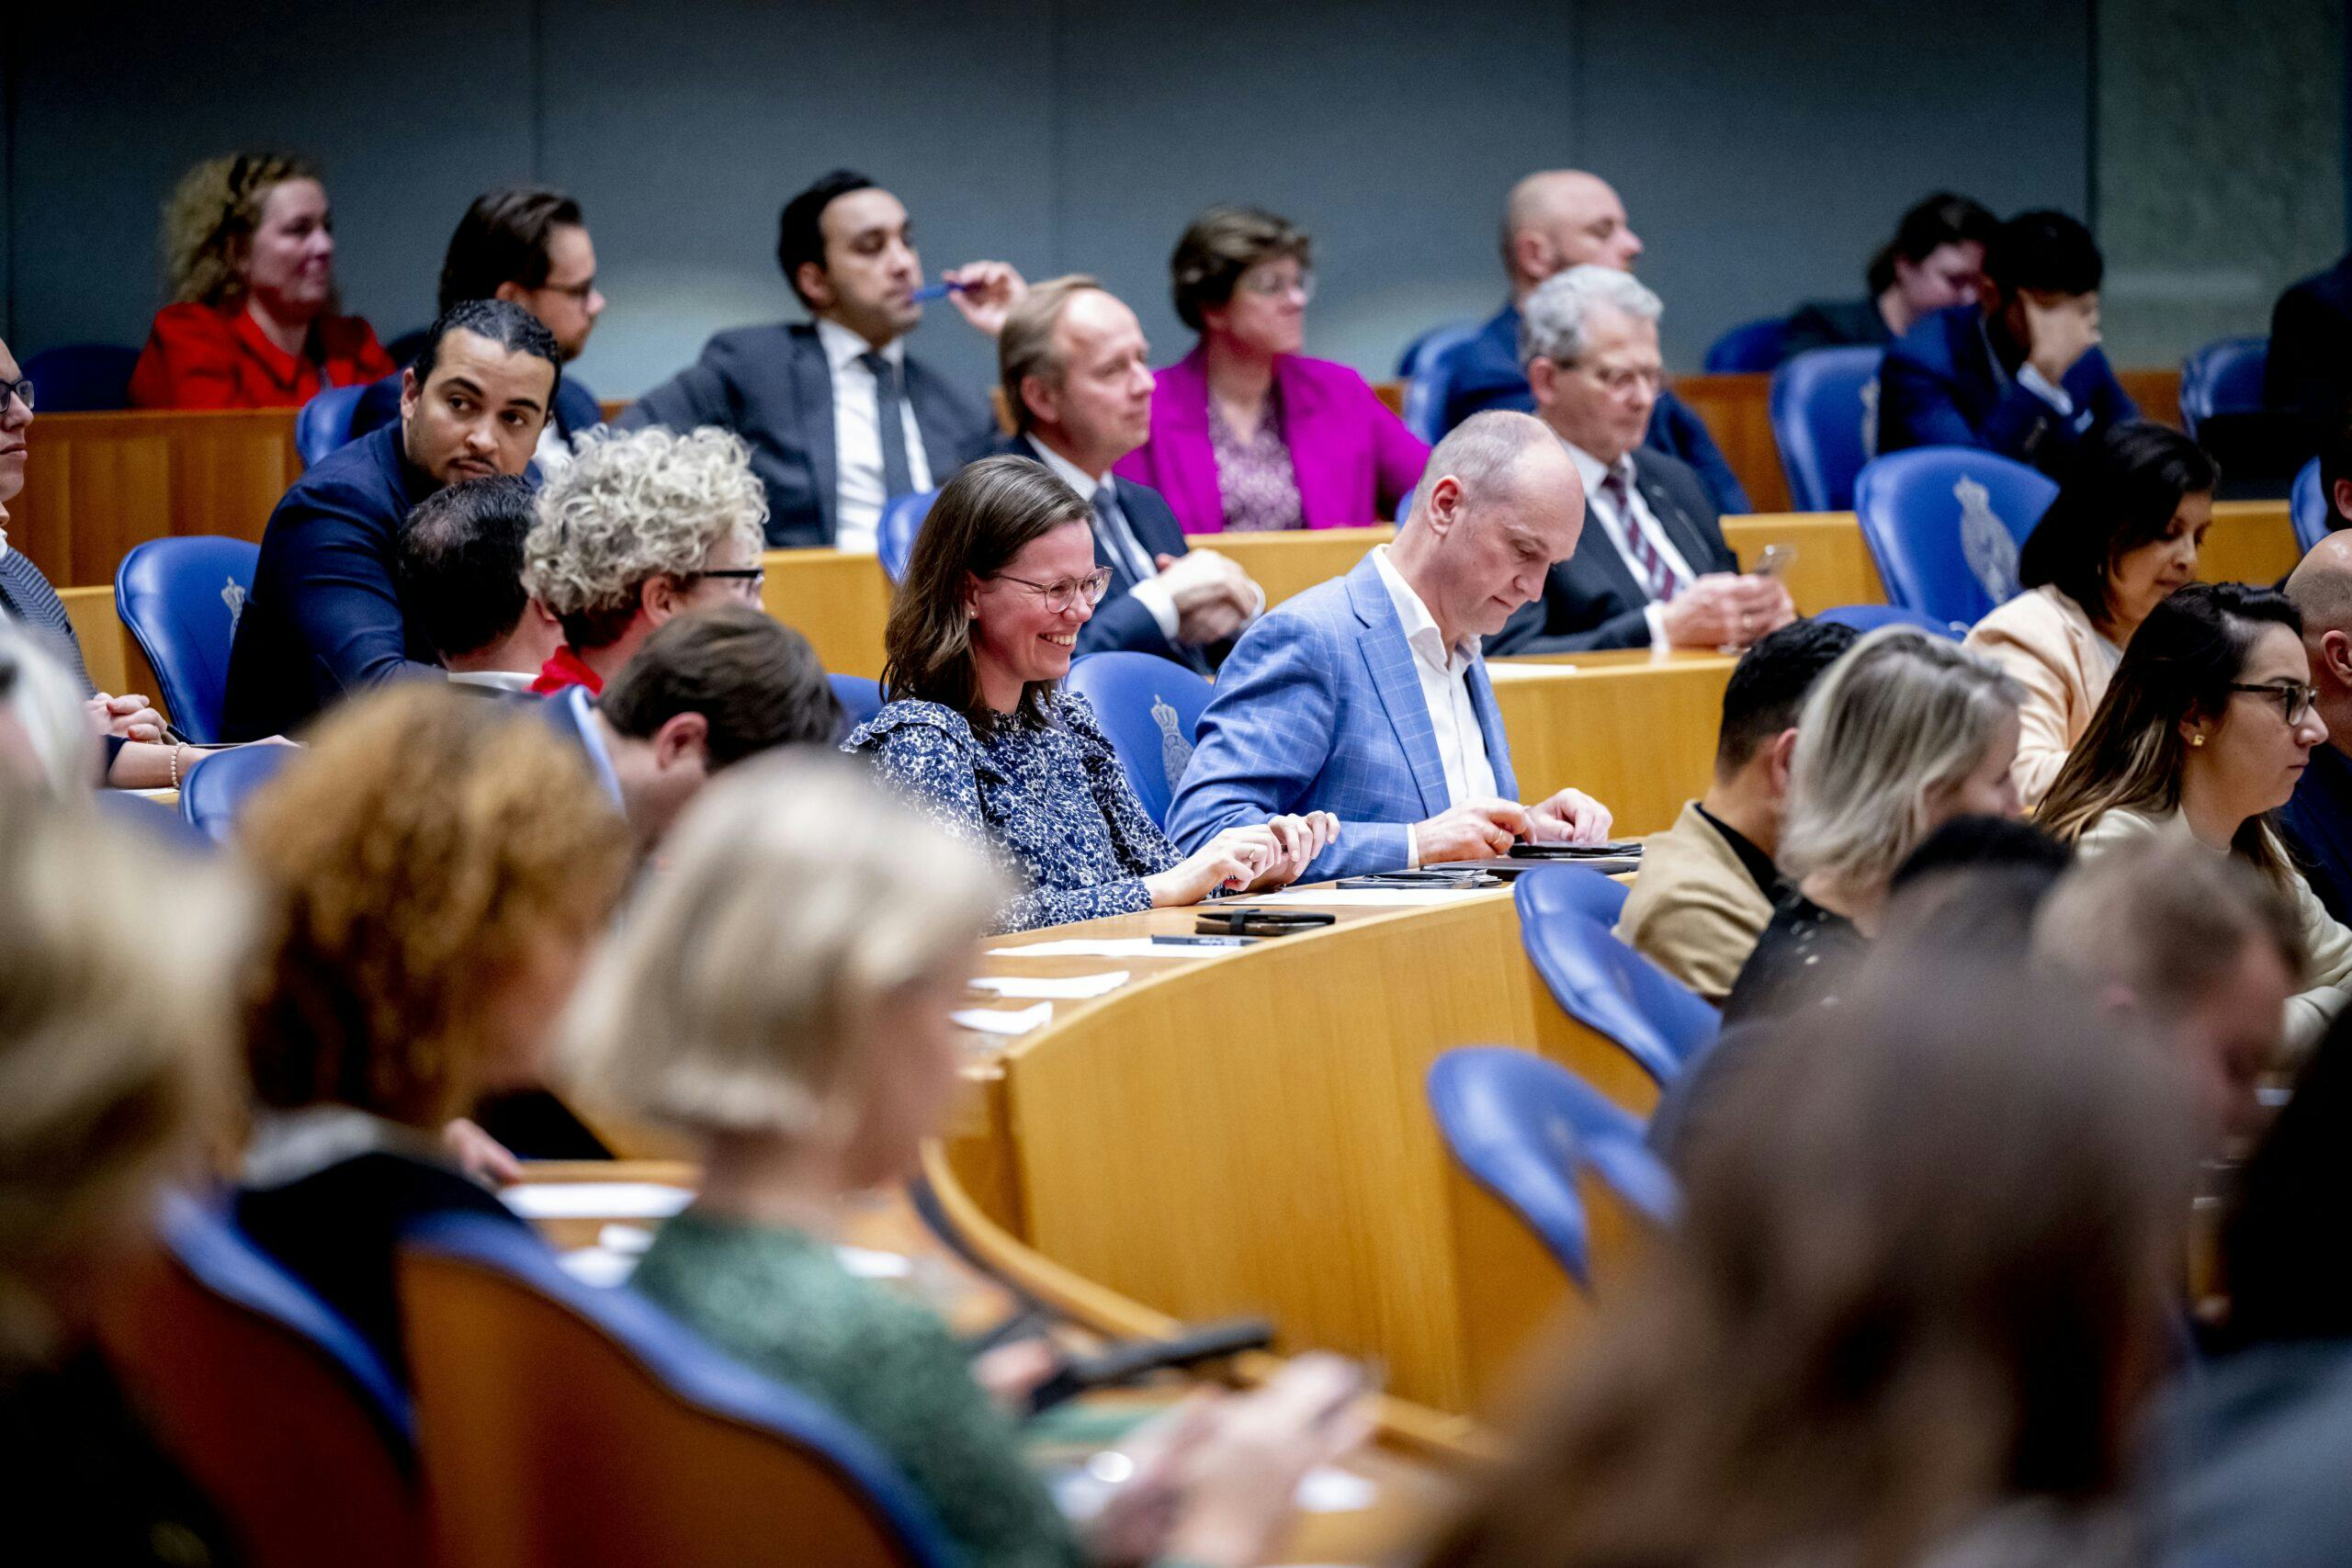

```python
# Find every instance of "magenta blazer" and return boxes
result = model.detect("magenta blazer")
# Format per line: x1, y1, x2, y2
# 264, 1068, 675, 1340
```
1114, 346, 1430, 535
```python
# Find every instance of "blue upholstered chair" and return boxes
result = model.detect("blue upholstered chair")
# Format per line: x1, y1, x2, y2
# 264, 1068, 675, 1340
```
97, 1191, 423, 1568
21, 343, 140, 412
1852, 447, 2059, 628
115, 536, 261, 743
1062, 651, 1214, 829
1813, 603, 1961, 638
1513, 865, 1719, 1085
1702, 315, 1791, 374
2179, 334, 2268, 441
399, 1211, 953, 1568
877, 489, 939, 582
180, 742, 300, 842
2292, 457, 2331, 554
1426, 1047, 1679, 1287
1770, 346, 1883, 511
1399, 319, 1485, 443
830, 673, 885, 731
295, 383, 371, 468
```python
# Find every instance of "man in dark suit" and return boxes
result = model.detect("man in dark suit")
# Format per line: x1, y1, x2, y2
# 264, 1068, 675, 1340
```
221, 300, 560, 739
619, 169, 1021, 549
1879, 209, 2136, 479
1491, 267, 1792, 656
1435, 169, 1751, 515
995, 276, 1261, 673
2267, 249, 2352, 459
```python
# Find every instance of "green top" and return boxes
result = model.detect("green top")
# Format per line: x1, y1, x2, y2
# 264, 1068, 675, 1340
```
632, 1208, 1083, 1568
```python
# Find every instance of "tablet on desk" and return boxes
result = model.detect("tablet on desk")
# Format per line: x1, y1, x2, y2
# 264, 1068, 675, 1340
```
1508, 840, 1644, 861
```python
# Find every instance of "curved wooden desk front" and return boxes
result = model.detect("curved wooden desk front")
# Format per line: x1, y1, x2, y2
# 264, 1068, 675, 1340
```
936, 886, 1658, 1423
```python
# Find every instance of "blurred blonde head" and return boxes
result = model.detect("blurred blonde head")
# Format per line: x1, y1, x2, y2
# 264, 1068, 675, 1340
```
159, 152, 323, 307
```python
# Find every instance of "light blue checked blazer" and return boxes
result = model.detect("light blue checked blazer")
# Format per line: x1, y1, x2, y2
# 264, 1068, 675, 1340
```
1166, 553, 1518, 881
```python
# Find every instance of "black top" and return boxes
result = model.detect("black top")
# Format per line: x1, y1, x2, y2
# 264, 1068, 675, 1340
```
2277, 740, 2352, 929
1695, 803, 1782, 899
1719, 887, 1868, 1029
1780, 297, 1896, 360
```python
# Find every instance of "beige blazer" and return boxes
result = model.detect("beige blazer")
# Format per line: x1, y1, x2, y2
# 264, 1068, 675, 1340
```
1965, 584, 2121, 810
2075, 807, 2352, 1053
1616, 800, 1776, 1004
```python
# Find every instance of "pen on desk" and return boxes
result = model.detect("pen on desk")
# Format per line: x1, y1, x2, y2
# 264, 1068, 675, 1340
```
910, 279, 968, 302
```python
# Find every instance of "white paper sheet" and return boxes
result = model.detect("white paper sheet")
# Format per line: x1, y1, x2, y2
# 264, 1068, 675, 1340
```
951, 1001, 1055, 1037
1482, 660, 1576, 681
502, 1182, 695, 1221
1295, 1465, 1378, 1512
967, 970, 1130, 1000
557, 1247, 636, 1288
984, 937, 1181, 958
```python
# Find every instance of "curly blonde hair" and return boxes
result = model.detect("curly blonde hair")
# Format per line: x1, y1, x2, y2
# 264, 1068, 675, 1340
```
160, 152, 323, 308
524, 425, 769, 651
238, 685, 631, 1129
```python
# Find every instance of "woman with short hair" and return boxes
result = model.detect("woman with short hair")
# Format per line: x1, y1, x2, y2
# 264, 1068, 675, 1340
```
129, 152, 395, 409
1114, 206, 1427, 534
847, 456, 1333, 932
1966, 421, 2217, 806
2040, 581, 2352, 1049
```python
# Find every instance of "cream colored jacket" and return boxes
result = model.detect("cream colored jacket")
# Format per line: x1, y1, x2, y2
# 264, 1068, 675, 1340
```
1965, 585, 2120, 810
1616, 800, 1776, 1004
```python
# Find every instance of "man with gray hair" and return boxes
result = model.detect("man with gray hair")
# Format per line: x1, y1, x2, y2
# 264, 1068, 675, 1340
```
2278, 531, 2352, 922
1167, 410, 1615, 879
1493, 265, 1792, 656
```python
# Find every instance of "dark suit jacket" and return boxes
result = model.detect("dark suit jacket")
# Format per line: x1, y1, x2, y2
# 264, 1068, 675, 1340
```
2278, 739, 2352, 928
620, 321, 998, 547
1878, 303, 2136, 479
221, 422, 446, 740
1780, 298, 1894, 360
1438, 303, 1753, 515
353, 368, 602, 448
2267, 252, 2352, 457
1487, 446, 1739, 654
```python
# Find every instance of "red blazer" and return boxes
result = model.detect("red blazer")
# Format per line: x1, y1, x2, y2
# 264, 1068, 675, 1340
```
1114, 345, 1429, 534
129, 300, 397, 411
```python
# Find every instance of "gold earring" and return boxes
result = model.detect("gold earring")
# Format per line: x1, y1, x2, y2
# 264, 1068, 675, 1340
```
2190, 734, 2206, 748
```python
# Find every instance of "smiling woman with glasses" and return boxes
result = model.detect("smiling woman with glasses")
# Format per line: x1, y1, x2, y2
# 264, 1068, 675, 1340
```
846, 456, 1336, 932
2041, 581, 2352, 1051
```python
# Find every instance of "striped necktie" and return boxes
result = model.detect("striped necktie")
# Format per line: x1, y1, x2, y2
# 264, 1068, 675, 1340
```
1605, 466, 1683, 603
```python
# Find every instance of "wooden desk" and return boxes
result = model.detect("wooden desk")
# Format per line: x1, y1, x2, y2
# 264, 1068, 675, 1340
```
1489, 651, 1735, 836
1672, 372, 1788, 513
14, 409, 298, 587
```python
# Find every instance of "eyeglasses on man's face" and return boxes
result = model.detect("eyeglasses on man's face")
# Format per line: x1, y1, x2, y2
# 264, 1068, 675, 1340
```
994, 566, 1114, 614
690, 567, 766, 600
0, 377, 33, 414
2228, 680, 2320, 728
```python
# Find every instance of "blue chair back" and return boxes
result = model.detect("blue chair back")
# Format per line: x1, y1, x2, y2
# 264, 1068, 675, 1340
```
831, 673, 884, 731
2292, 457, 2331, 554
115, 536, 261, 743
1813, 603, 1961, 638
296, 383, 371, 468
2179, 334, 2268, 440
180, 742, 300, 842
1702, 315, 1791, 374
876, 489, 939, 581
1062, 652, 1215, 829
399, 1211, 953, 1568
1426, 1047, 1678, 1288
1401, 320, 1485, 443
22, 343, 141, 412
1770, 346, 1883, 511
1852, 447, 2059, 626
1513, 865, 1720, 1085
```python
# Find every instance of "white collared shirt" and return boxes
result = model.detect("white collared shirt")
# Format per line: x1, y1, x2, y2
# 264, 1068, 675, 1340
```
816, 316, 934, 553
1022, 434, 1181, 642
446, 669, 538, 693
1370, 546, 1498, 866
1562, 440, 1698, 648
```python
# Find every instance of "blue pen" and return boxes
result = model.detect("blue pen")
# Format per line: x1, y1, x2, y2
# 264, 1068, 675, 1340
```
910, 280, 967, 302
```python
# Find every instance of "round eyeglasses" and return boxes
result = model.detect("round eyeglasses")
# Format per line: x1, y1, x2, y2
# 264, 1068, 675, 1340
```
995, 566, 1114, 614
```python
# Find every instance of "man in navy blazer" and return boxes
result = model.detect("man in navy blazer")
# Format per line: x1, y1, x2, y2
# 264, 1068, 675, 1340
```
1879, 209, 2135, 479
1491, 268, 1793, 656
620, 170, 1019, 549
221, 301, 560, 740
994, 276, 1262, 673
2267, 249, 2352, 459
1434, 169, 1751, 515
1167, 412, 1613, 881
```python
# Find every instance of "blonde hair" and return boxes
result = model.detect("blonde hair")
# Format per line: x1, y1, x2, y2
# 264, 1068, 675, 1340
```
999, 273, 1102, 433
0, 783, 252, 1361
1779, 627, 2024, 888
159, 152, 322, 307
0, 623, 99, 796
560, 753, 1005, 1140
524, 425, 769, 652
239, 685, 630, 1128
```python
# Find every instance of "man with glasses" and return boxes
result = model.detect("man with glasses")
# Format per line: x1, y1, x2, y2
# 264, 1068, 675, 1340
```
1489, 266, 1792, 655
997, 275, 1262, 673
2279, 533, 2352, 921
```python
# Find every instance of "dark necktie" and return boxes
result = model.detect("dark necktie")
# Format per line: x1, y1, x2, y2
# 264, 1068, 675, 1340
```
1091, 485, 1155, 585
859, 351, 914, 500
1606, 467, 1683, 603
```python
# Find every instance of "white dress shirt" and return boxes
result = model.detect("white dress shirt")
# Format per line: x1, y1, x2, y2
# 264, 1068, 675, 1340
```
816, 317, 934, 554
1371, 546, 1498, 866
1563, 440, 1700, 648
1023, 435, 1181, 642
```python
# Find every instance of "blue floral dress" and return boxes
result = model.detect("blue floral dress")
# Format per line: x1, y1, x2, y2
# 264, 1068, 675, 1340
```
845, 691, 1180, 932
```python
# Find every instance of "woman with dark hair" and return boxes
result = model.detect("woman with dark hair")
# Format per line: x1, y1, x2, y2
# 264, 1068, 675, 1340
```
129, 152, 395, 409
1968, 421, 2218, 806
1426, 953, 2195, 1568
845, 456, 1334, 931
1114, 207, 1427, 534
1781, 191, 1999, 357
2040, 581, 2352, 1049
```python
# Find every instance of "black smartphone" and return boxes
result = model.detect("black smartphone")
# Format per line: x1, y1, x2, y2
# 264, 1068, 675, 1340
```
1508, 840, 1645, 861
1194, 908, 1338, 937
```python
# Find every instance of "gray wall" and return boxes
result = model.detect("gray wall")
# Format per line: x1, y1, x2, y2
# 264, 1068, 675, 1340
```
3, 1, 2335, 400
